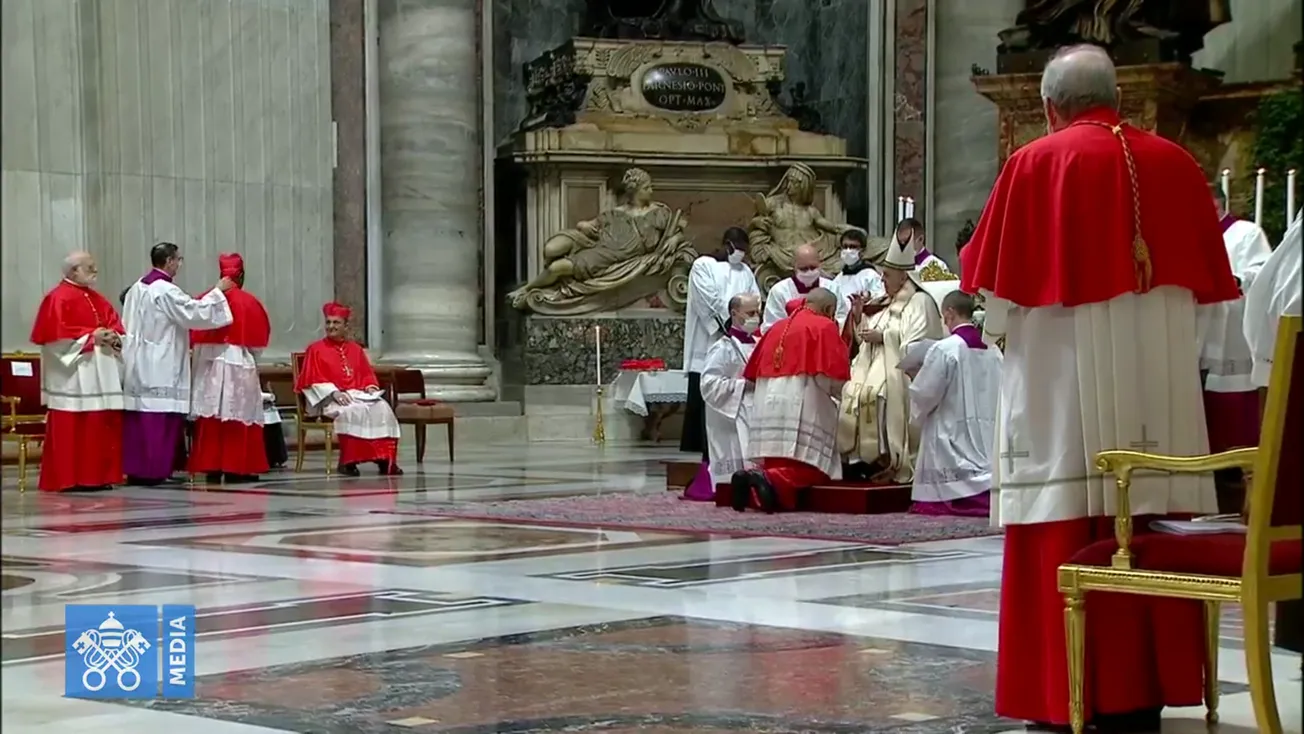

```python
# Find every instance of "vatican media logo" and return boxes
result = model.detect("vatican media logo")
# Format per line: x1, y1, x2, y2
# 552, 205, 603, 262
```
64, 605, 196, 699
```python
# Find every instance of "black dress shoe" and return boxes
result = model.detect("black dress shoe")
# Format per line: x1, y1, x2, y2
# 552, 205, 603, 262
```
1023, 723, 1073, 733
750, 471, 779, 513
125, 476, 164, 487
224, 473, 259, 483
337, 463, 361, 477
1094, 708, 1162, 733
205, 472, 224, 484
376, 460, 402, 476
729, 471, 751, 512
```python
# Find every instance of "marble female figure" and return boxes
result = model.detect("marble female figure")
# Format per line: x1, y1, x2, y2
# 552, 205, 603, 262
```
121, 242, 234, 484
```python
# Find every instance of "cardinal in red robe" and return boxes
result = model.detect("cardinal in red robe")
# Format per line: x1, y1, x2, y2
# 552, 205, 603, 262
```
187, 253, 273, 482
730, 288, 850, 512
294, 303, 401, 475
959, 45, 1239, 731
30, 252, 126, 492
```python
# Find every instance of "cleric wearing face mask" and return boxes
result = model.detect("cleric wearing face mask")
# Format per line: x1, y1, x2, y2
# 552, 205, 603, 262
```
761, 242, 848, 333
681, 227, 762, 491
831, 229, 886, 318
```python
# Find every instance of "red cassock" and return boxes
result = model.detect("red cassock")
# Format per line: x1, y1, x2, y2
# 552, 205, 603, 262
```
186, 285, 272, 477
960, 109, 1240, 725
30, 281, 127, 491
294, 337, 398, 468
742, 306, 850, 510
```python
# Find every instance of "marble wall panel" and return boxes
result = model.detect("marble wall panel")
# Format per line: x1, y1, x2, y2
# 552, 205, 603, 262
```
894, 0, 927, 220
1195, 0, 1302, 82
0, 0, 334, 357
931, 0, 1021, 264
522, 315, 685, 385
331, 0, 369, 335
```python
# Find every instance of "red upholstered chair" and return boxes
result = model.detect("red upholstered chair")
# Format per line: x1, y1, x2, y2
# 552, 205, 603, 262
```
0, 352, 46, 491
289, 351, 335, 476
388, 369, 454, 464
1058, 314, 1302, 734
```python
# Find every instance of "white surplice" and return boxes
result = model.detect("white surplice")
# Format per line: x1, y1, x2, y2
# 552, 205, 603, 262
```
39, 335, 124, 413
908, 331, 1002, 504
302, 385, 401, 440
699, 335, 757, 483
682, 256, 760, 372
761, 276, 849, 333
748, 375, 844, 480
1244, 216, 1302, 388
122, 275, 232, 413
979, 286, 1218, 526
831, 265, 886, 304
1198, 220, 1273, 392
191, 345, 264, 426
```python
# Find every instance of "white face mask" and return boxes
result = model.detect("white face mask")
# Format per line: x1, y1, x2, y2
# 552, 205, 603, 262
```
795, 269, 820, 286
840, 249, 860, 266
740, 316, 760, 332
727, 249, 745, 266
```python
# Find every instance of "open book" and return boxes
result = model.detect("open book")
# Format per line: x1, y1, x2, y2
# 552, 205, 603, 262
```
896, 338, 939, 375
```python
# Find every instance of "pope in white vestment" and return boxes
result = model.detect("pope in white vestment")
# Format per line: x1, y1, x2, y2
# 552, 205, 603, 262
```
1197, 192, 1274, 456
681, 228, 761, 471
121, 244, 234, 484
761, 242, 849, 332
837, 237, 944, 483
907, 291, 1001, 516
696, 294, 761, 497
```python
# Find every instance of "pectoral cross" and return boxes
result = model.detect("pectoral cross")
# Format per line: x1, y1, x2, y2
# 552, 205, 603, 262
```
1129, 425, 1159, 452
1000, 442, 1029, 474
82, 292, 104, 327
335, 344, 354, 378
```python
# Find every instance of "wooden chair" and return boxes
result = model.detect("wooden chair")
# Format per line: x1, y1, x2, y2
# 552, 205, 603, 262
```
289, 352, 334, 475
388, 368, 455, 464
1, 352, 46, 491
1058, 314, 1302, 734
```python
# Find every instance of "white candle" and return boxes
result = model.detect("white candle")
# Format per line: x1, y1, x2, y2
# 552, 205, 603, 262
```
594, 325, 602, 386
1254, 168, 1266, 226
1288, 169, 1297, 225
1219, 168, 1231, 212
905, 197, 915, 220
897, 196, 905, 222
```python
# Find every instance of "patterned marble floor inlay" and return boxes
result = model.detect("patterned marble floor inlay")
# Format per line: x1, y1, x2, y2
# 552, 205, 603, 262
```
1, 443, 1298, 734
122, 617, 1019, 733
544, 546, 972, 587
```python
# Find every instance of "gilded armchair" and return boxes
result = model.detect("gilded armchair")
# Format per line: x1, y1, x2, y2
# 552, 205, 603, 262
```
1057, 315, 1302, 734
1, 352, 46, 491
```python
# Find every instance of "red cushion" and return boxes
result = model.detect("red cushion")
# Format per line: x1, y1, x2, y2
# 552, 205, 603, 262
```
412, 399, 440, 406
1069, 532, 1302, 578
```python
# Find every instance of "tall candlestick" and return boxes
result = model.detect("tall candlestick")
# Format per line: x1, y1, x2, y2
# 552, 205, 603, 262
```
1254, 168, 1266, 226
594, 325, 602, 385
896, 196, 905, 222
1219, 168, 1231, 211
905, 197, 915, 220
1288, 169, 1297, 226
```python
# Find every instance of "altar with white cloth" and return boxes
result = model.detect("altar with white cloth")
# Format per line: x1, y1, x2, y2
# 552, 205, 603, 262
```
610, 369, 689, 441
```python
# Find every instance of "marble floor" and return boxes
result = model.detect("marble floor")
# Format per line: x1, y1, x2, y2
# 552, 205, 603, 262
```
1, 442, 1299, 733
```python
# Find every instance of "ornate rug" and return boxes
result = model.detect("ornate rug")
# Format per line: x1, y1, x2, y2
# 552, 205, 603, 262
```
385, 492, 1002, 546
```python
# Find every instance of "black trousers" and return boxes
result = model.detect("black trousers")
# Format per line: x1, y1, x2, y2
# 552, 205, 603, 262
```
679, 371, 709, 461
264, 423, 288, 468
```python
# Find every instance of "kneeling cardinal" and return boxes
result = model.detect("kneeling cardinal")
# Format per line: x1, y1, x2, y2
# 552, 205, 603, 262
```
294, 302, 402, 475
731, 288, 850, 512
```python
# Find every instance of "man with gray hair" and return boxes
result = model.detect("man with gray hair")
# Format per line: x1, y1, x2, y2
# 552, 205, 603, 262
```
959, 44, 1240, 731
29, 252, 126, 491
690, 291, 761, 501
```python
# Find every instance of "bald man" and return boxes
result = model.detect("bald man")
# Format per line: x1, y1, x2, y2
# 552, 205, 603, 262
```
760, 243, 848, 333
960, 44, 1238, 731
29, 252, 127, 491
692, 292, 762, 501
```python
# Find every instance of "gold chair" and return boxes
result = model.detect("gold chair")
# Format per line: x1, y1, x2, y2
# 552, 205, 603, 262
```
1, 352, 46, 491
289, 352, 334, 475
1058, 314, 1303, 734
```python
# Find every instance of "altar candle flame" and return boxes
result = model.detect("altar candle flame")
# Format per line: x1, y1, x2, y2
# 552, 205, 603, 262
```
896, 196, 905, 223
1254, 168, 1266, 227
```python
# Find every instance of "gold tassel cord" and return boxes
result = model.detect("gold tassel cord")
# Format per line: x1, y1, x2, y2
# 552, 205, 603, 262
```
1072, 120, 1154, 294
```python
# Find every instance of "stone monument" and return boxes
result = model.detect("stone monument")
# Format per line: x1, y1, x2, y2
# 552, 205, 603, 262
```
974, 1, 1230, 165
498, 4, 863, 392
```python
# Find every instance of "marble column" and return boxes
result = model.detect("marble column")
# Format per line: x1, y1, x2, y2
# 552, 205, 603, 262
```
377, 0, 494, 401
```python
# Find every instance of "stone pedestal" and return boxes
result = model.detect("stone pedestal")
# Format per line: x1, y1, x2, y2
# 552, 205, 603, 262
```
377, 0, 493, 401
972, 62, 1221, 167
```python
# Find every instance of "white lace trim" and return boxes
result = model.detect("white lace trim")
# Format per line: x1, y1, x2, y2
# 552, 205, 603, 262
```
190, 345, 265, 425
